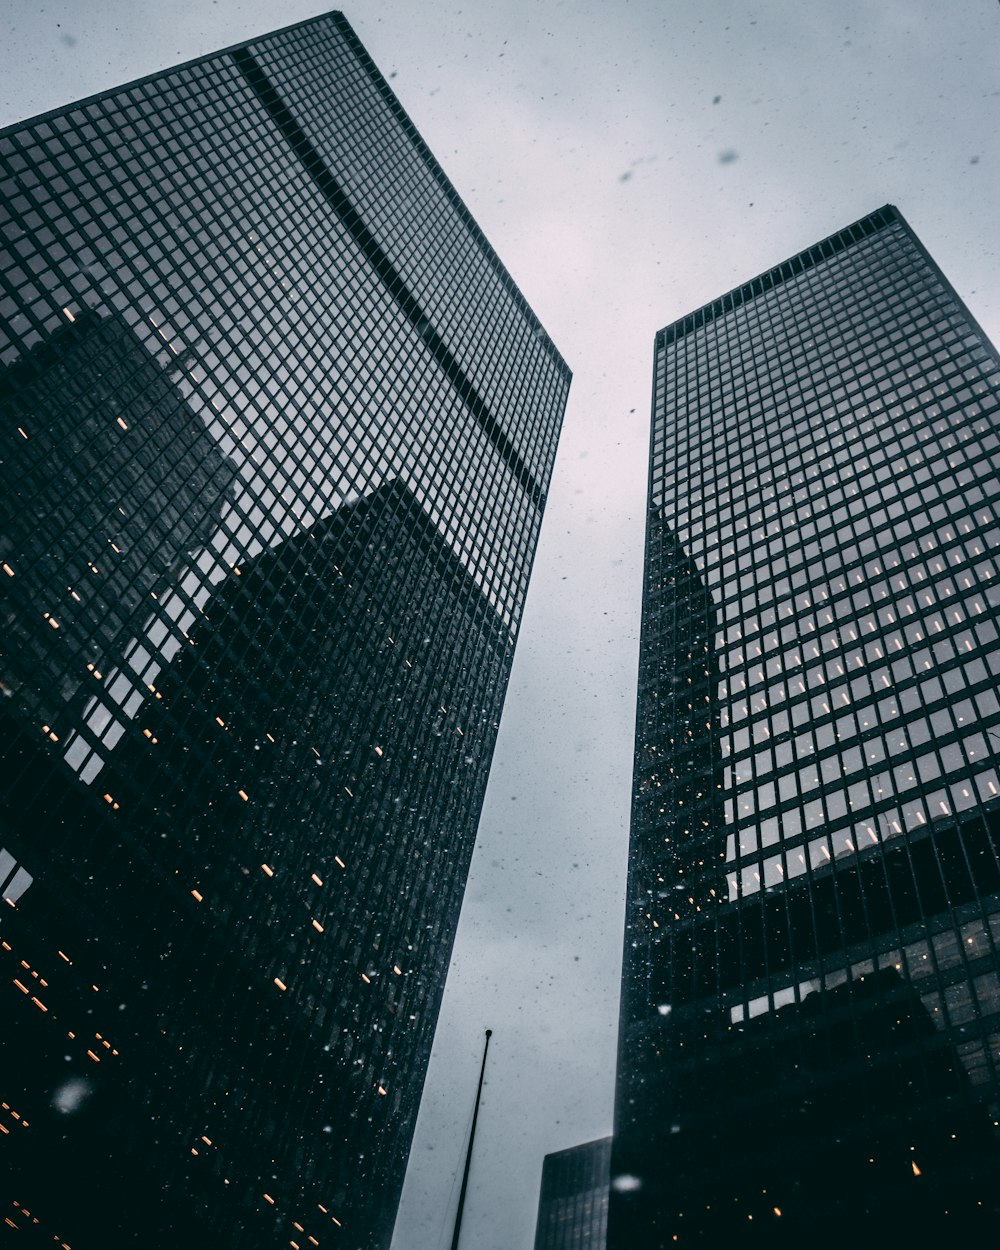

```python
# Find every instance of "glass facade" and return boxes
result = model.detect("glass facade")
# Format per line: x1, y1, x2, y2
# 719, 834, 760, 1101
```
0, 14, 569, 1249
533, 1137, 611, 1250
611, 205, 1000, 1246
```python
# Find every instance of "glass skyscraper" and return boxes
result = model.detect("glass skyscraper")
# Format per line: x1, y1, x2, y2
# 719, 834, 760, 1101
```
533, 1137, 611, 1250
0, 13, 569, 1249
611, 205, 1000, 1247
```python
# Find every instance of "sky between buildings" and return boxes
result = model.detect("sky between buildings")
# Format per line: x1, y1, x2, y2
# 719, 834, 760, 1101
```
2, 2, 999, 1248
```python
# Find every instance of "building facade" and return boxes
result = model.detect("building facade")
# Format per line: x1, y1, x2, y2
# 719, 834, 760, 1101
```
0, 15, 569, 1249
533, 1137, 612, 1250
1, 309, 237, 743
611, 205, 1000, 1247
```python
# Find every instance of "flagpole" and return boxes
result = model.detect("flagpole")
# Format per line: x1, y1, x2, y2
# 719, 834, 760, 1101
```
449, 1028, 493, 1250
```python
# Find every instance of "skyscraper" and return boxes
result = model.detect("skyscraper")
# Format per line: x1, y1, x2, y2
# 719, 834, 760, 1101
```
0, 14, 569, 1249
533, 1137, 612, 1250
611, 205, 1000, 1247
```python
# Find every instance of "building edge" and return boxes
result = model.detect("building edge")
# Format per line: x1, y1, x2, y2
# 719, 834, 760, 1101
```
0, 9, 572, 384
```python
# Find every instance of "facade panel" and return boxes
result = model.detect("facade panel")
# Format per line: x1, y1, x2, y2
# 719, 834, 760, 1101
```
611, 205, 1000, 1247
0, 14, 568, 1249
534, 1137, 612, 1250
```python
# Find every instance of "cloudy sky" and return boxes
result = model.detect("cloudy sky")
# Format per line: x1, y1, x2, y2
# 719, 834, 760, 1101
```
3, 2, 998, 1247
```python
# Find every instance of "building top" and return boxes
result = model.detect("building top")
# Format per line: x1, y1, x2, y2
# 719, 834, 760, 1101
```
540, 1135, 613, 1183
0, 9, 571, 384
656, 204, 901, 349
534, 1137, 612, 1250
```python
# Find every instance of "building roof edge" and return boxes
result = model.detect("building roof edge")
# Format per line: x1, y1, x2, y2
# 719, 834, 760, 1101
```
655, 204, 902, 350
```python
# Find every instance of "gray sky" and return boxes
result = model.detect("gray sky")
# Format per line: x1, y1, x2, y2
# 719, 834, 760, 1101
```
3, 2, 999, 1247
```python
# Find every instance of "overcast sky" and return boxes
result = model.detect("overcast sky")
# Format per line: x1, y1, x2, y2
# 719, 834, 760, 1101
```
3, 3, 999, 1248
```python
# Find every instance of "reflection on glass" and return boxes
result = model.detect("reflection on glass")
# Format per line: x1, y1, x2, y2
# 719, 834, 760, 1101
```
0, 14, 569, 1248
611, 206, 1000, 1246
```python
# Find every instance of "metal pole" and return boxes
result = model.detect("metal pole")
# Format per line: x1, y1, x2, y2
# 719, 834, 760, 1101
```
449, 1028, 492, 1250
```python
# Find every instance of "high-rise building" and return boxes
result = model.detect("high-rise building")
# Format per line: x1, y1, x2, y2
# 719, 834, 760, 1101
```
611, 205, 1000, 1247
0, 14, 569, 1249
533, 1137, 611, 1250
